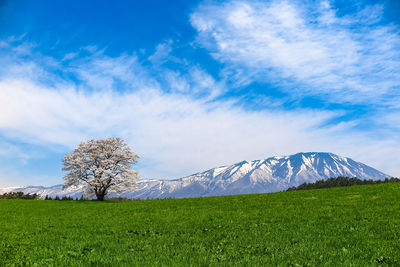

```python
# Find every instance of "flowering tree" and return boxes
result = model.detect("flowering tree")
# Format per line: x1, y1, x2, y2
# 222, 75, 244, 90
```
62, 138, 139, 201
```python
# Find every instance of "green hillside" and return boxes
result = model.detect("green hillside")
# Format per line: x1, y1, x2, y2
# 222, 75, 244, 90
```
1, 183, 399, 266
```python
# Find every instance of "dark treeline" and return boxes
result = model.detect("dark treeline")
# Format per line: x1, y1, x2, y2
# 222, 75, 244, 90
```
44, 195, 77, 201
0, 192, 39, 199
44, 195, 143, 201
287, 176, 400, 191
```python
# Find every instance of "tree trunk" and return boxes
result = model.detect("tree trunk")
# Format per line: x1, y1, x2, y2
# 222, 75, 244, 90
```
96, 194, 105, 201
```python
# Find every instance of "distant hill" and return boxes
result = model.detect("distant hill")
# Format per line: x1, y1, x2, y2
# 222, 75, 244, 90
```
0, 152, 390, 199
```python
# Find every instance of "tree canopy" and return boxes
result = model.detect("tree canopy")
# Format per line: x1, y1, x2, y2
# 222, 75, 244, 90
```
62, 138, 139, 201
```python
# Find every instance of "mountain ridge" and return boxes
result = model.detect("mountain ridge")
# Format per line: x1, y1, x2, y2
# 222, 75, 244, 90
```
0, 152, 390, 199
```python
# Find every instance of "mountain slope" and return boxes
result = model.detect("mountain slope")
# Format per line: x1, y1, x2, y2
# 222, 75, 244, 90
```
0, 152, 389, 199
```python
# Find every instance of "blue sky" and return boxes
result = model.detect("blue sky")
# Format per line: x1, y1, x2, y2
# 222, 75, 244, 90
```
0, 0, 399, 187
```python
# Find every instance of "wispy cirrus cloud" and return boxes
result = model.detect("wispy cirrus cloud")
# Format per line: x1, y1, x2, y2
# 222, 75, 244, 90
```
148, 39, 174, 66
190, 0, 400, 104
1, 27, 400, 187
0, 65, 339, 180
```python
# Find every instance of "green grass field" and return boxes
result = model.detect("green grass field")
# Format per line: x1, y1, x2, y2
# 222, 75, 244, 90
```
1, 183, 399, 266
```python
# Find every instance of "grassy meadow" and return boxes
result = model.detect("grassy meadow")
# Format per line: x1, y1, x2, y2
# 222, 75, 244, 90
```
1, 183, 399, 266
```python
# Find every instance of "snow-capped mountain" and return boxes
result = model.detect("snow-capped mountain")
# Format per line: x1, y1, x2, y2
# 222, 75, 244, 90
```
0, 152, 390, 199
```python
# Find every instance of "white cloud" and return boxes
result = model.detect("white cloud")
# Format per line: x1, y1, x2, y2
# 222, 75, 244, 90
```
0, 76, 344, 179
1, 69, 399, 180
71, 52, 158, 92
163, 66, 226, 99
148, 39, 173, 66
0, 140, 30, 163
190, 0, 400, 104
0, 36, 399, 186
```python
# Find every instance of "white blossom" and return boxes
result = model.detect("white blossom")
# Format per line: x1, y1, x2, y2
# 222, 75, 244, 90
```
62, 138, 139, 200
